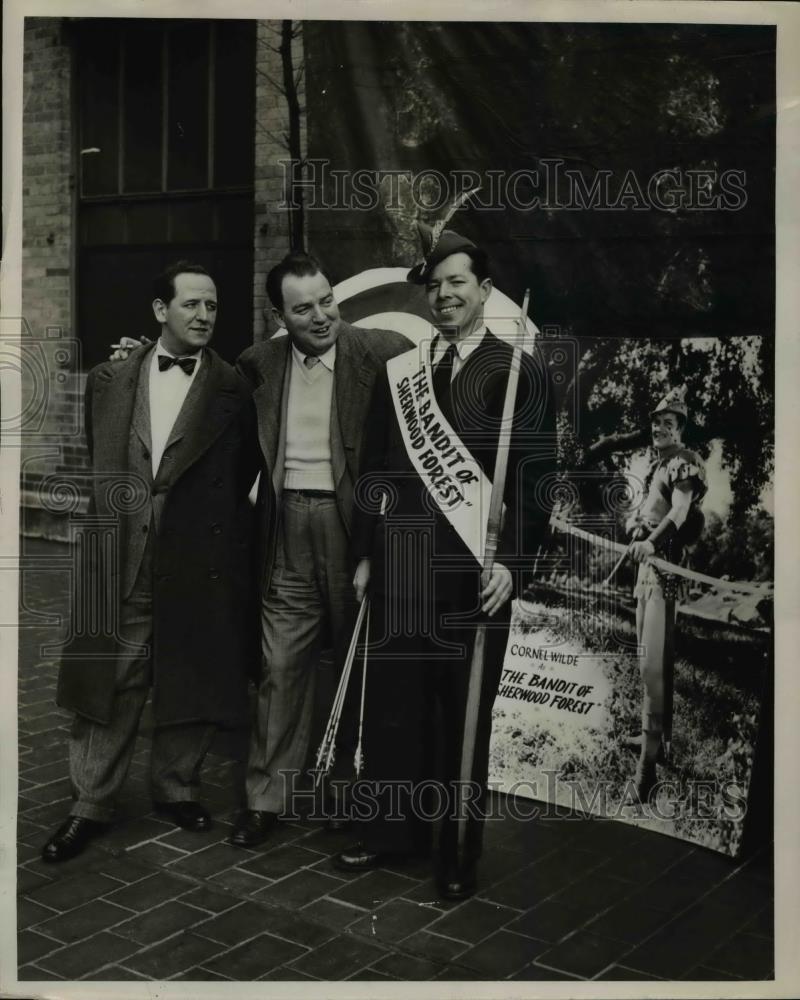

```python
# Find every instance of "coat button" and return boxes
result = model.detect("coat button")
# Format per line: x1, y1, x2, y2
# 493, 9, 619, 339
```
141, 524, 149, 534
211, 523, 222, 535
142, 449, 150, 460
212, 477, 223, 487
209, 569, 220, 580
157, 573, 169, 582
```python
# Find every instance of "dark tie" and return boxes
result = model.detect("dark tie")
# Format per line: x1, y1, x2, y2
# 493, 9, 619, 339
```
158, 354, 197, 375
304, 355, 321, 369
432, 343, 456, 408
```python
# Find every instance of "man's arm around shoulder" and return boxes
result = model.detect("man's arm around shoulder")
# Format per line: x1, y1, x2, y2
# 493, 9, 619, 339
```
235, 339, 277, 389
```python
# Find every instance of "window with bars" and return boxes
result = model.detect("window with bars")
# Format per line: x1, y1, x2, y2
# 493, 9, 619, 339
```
73, 18, 256, 368
77, 18, 255, 199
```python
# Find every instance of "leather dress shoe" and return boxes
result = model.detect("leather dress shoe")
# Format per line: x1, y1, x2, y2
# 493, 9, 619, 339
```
333, 843, 384, 872
41, 816, 106, 863
438, 859, 478, 901
229, 809, 278, 848
154, 800, 212, 831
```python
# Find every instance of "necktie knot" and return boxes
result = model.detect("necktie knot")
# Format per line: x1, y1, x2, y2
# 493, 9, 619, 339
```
304, 355, 321, 369
440, 342, 457, 367
158, 354, 197, 375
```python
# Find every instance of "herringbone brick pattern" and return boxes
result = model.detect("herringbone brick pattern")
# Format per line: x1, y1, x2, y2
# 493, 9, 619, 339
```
16, 539, 774, 982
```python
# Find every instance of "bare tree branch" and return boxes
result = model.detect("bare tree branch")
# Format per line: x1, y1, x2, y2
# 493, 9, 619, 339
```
279, 18, 305, 249
254, 122, 291, 151
255, 66, 287, 95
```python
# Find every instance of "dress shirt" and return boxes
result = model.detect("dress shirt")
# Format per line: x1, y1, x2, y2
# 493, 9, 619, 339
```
291, 341, 336, 373
431, 325, 487, 382
148, 340, 203, 477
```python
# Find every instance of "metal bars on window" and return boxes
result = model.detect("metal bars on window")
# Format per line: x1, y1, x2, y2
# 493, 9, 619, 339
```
78, 19, 254, 201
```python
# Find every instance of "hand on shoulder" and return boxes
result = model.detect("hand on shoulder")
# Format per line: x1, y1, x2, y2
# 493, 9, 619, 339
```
109, 335, 151, 361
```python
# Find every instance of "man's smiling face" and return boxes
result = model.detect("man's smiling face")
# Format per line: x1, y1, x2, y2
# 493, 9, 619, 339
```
274, 271, 342, 356
651, 411, 683, 451
425, 252, 492, 341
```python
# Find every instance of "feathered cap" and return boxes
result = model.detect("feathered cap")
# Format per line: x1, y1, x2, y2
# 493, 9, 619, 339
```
650, 386, 689, 422
407, 187, 482, 285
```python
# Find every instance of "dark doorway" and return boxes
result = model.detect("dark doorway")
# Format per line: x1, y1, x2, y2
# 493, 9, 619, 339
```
75, 19, 255, 367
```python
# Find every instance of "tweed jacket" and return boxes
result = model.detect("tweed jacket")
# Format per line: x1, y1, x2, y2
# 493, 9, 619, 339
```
236, 321, 412, 589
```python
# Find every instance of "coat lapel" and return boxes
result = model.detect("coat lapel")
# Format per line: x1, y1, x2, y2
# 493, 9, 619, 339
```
450, 329, 505, 431
154, 349, 240, 489
251, 337, 291, 487
130, 360, 152, 454
159, 357, 210, 461
329, 389, 346, 490
332, 324, 374, 482
90, 344, 154, 477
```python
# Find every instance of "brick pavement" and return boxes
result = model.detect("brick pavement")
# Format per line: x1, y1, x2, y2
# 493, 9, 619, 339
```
15, 538, 774, 983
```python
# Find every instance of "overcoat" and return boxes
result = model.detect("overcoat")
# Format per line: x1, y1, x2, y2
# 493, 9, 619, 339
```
56, 343, 261, 728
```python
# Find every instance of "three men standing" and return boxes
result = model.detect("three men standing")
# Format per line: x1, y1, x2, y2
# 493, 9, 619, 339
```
42, 238, 554, 891
43, 263, 260, 862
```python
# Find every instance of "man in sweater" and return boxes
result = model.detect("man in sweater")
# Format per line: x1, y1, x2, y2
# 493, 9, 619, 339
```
230, 253, 412, 846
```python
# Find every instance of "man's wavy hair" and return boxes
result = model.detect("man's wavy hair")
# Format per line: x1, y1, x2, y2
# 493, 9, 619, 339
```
153, 261, 212, 304
266, 252, 334, 311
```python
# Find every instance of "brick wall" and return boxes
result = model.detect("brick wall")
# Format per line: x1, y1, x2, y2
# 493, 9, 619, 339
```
20, 17, 303, 538
253, 20, 307, 341
22, 19, 74, 353
21, 19, 88, 540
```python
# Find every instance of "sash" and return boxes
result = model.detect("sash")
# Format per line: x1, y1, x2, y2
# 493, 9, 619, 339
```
386, 347, 493, 563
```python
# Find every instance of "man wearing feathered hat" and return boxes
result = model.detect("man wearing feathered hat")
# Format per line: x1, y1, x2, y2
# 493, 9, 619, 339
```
333, 210, 556, 898
624, 386, 706, 805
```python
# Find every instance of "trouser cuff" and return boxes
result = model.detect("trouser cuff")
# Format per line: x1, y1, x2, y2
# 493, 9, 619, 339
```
70, 802, 115, 823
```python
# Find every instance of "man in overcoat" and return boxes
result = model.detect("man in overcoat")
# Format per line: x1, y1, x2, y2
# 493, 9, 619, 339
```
229, 252, 412, 846
42, 262, 260, 863
335, 226, 557, 899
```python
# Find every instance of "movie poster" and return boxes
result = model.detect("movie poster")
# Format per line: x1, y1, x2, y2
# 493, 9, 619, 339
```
488, 335, 773, 857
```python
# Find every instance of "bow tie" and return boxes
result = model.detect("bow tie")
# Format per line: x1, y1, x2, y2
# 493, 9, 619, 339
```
158, 354, 197, 375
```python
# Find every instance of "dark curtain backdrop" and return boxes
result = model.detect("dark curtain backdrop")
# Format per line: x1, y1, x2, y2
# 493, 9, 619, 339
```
303, 21, 775, 341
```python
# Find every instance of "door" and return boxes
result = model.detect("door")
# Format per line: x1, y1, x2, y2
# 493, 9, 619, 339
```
75, 19, 256, 367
